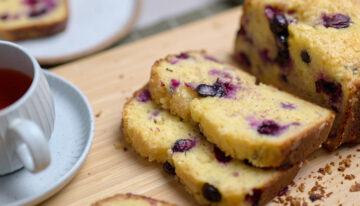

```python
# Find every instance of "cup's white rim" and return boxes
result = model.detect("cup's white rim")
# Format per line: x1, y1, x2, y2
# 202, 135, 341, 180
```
0, 40, 40, 117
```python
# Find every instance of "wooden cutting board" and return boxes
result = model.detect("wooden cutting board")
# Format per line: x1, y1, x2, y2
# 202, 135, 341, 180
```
43, 6, 360, 206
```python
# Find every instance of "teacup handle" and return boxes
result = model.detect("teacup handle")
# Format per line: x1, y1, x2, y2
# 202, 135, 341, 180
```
6, 119, 51, 173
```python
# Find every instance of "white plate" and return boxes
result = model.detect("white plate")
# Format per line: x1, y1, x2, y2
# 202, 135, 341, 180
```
0, 71, 94, 206
15, 0, 141, 65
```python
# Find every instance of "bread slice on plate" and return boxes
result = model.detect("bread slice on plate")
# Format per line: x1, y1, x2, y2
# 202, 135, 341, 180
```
148, 51, 334, 167
0, 0, 68, 41
122, 87, 300, 206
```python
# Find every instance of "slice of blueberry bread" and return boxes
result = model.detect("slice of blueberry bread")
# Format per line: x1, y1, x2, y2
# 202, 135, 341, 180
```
234, 0, 360, 150
92, 193, 178, 206
149, 51, 334, 167
123, 87, 199, 163
122, 87, 300, 206
0, 0, 68, 41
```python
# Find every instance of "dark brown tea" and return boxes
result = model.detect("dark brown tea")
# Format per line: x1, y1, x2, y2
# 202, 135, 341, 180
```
0, 68, 32, 110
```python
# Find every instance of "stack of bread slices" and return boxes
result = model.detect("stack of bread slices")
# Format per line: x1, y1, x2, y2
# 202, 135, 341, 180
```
122, 50, 335, 206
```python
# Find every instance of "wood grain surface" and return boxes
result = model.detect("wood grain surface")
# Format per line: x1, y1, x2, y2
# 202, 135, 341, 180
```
43, 7, 360, 206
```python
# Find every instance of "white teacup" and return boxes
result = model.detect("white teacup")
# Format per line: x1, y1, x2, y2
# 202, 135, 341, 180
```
0, 41, 54, 175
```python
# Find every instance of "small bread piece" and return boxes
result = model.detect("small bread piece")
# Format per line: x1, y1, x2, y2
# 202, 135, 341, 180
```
122, 87, 300, 206
148, 51, 334, 167
0, 0, 68, 41
234, 0, 360, 150
92, 193, 177, 206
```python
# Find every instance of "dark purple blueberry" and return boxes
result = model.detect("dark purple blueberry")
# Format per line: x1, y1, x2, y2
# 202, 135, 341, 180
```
236, 52, 251, 68
137, 89, 152, 103
23, 0, 39, 7
258, 49, 272, 63
196, 84, 218, 97
202, 183, 222, 202
170, 79, 180, 92
28, 8, 47, 18
257, 120, 280, 135
275, 35, 288, 51
322, 13, 351, 29
197, 79, 237, 98
301, 50, 311, 64
315, 78, 342, 103
243, 159, 253, 166
0, 14, 9, 20
172, 139, 195, 153
214, 146, 232, 163
176, 52, 190, 59
331, 105, 339, 113
213, 79, 231, 97
278, 186, 289, 196
309, 194, 322, 202
280, 74, 288, 82
163, 161, 175, 175
245, 189, 262, 206
269, 13, 288, 35
169, 52, 191, 64
280, 162, 292, 169
264, 5, 294, 72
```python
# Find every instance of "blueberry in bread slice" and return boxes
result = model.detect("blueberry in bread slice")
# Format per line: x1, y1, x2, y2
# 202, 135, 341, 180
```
234, 0, 360, 150
92, 193, 178, 206
0, 0, 68, 41
148, 51, 334, 167
122, 87, 300, 206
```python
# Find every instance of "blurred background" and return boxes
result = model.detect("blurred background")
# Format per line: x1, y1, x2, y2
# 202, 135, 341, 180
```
116, 0, 244, 47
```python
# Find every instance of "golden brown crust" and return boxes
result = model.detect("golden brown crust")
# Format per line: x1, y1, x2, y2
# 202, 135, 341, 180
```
0, 0, 68, 41
177, 163, 301, 206
281, 114, 334, 166
338, 84, 360, 145
258, 164, 300, 206
92, 193, 178, 206
121, 85, 149, 158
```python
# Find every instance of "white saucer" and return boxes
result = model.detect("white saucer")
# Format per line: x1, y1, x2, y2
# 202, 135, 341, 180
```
14, 0, 141, 65
0, 71, 94, 206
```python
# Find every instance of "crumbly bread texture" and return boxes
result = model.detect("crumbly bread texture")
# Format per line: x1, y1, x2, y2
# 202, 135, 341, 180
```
0, 0, 68, 41
123, 87, 198, 163
122, 87, 300, 206
149, 51, 334, 167
234, 0, 360, 150
92, 193, 178, 206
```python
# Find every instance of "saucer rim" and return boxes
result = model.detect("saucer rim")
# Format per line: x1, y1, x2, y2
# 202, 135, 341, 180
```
8, 70, 94, 206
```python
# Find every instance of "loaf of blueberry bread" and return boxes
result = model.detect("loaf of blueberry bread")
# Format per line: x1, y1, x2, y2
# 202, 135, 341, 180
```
92, 193, 178, 206
234, 0, 360, 150
148, 51, 334, 167
122, 87, 300, 206
0, 0, 68, 41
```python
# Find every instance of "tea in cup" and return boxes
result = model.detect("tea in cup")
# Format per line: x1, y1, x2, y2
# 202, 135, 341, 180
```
0, 41, 54, 175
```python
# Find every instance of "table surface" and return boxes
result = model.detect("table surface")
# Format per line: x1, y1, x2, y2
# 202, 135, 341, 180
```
43, 6, 360, 206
